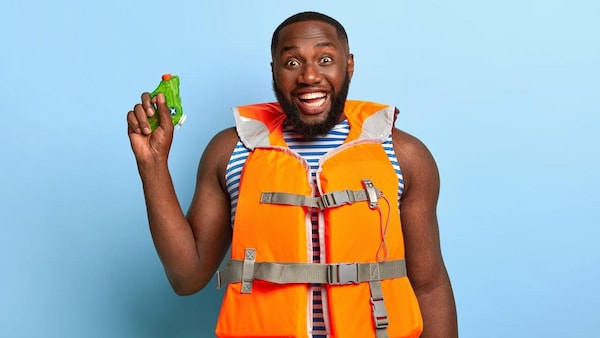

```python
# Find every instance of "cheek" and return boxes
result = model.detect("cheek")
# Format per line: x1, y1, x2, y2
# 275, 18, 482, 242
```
326, 67, 347, 88
274, 72, 296, 92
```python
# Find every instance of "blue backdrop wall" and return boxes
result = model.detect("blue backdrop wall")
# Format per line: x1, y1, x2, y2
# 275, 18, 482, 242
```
1, 1, 598, 337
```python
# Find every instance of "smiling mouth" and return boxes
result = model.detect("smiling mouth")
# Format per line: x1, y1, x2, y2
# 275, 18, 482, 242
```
297, 91, 328, 111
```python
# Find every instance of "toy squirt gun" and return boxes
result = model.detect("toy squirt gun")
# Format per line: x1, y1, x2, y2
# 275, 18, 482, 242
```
147, 74, 187, 131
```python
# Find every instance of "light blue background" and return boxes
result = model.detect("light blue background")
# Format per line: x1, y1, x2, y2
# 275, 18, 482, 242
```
1, 0, 598, 337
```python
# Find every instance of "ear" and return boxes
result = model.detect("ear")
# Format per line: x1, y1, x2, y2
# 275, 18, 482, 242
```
347, 54, 355, 79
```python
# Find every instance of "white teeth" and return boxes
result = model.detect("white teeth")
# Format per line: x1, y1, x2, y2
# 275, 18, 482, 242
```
304, 98, 326, 108
298, 92, 326, 100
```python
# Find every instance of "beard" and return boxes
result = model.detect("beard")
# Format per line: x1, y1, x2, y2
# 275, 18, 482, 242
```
273, 72, 351, 140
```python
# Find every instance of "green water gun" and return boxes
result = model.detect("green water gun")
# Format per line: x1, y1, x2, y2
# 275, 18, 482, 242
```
148, 74, 186, 131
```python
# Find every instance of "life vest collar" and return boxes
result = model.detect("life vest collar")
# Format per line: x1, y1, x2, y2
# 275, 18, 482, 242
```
233, 100, 395, 149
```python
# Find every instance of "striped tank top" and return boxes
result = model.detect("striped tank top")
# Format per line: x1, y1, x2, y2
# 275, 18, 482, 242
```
225, 120, 404, 337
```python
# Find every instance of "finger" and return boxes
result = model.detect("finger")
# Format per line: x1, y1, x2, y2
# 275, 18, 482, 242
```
126, 110, 142, 134
155, 93, 174, 132
141, 92, 154, 117
133, 103, 152, 135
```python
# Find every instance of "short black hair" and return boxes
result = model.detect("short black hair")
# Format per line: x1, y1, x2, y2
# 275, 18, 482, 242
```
270, 11, 349, 57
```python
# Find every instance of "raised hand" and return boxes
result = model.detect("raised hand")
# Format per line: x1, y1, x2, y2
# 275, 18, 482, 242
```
127, 92, 174, 165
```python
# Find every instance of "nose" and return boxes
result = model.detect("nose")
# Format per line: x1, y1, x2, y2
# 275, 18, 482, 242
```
298, 63, 322, 85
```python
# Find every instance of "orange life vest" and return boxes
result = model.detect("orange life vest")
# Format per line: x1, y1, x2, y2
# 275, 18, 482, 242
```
215, 100, 423, 338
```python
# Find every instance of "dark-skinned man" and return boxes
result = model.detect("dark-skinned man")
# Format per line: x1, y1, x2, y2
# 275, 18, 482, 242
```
127, 11, 457, 338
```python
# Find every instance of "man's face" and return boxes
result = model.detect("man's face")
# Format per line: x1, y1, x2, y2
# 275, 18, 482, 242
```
271, 20, 354, 139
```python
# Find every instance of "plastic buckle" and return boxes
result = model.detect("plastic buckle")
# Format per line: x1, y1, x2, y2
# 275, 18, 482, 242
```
319, 194, 333, 209
328, 263, 359, 285
333, 190, 355, 205
370, 297, 389, 329
320, 190, 354, 209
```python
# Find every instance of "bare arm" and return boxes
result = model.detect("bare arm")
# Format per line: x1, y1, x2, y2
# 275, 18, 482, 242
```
393, 128, 458, 337
127, 93, 236, 295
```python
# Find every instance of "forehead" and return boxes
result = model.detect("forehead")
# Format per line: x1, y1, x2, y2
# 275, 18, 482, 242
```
275, 20, 343, 52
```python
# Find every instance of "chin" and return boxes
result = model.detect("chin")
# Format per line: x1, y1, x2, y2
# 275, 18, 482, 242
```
299, 112, 330, 125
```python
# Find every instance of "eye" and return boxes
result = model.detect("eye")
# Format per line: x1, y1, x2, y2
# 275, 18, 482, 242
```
320, 56, 333, 64
284, 59, 300, 68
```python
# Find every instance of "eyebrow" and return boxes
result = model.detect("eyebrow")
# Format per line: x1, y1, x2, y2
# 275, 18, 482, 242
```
279, 41, 337, 55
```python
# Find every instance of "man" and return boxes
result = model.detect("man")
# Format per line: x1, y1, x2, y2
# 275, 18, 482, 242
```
127, 11, 457, 338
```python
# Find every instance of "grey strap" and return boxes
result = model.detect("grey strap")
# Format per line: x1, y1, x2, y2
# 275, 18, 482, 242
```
260, 192, 320, 208
216, 259, 406, 289
318, 190, 372, 209
240, 248, 256, 294
369, 279, 389, 338
260, 188, 381, 210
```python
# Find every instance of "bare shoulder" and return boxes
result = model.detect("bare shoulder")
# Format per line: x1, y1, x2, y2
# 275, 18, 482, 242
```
391, 128, 440, 194
205, 127, 238, 155
197, 127, 239, 192
205, 127, 239, 154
